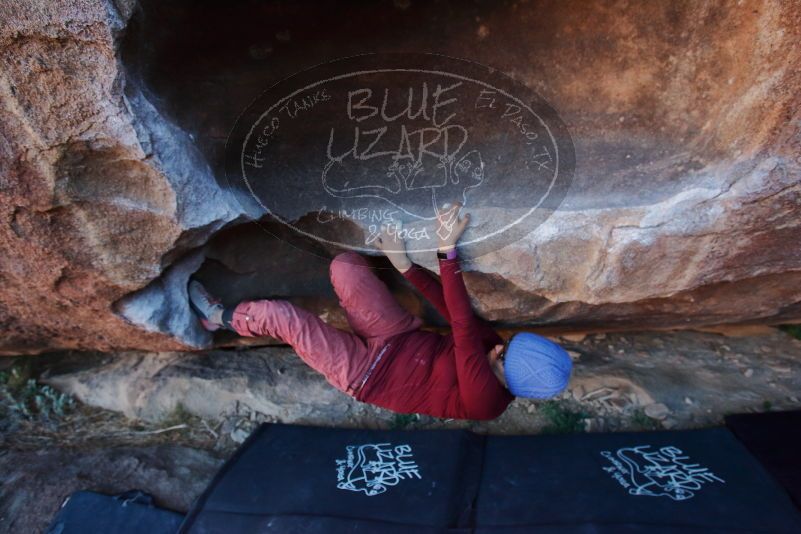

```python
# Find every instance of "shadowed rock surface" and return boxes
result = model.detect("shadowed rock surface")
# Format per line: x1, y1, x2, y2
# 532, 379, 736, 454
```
1, 0, 800, 353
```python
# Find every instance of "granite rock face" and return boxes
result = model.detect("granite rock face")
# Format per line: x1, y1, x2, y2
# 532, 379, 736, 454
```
41, 348, 372, 424
2, 0, 800, 353
0, 1, 241, 354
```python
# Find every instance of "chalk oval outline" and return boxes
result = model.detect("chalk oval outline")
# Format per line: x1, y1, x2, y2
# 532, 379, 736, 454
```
230, 53, 573, 255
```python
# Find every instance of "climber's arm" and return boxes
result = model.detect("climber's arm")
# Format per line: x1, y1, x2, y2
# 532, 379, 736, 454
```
401, 263, 451, 323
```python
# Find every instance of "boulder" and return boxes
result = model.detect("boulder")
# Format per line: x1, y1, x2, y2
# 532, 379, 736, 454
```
0, 0, 242, 354
2, 0, 800, 353
39, 348, 379, 425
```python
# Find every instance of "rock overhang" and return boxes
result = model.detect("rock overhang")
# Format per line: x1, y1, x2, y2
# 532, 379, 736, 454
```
0, 0, 799, 353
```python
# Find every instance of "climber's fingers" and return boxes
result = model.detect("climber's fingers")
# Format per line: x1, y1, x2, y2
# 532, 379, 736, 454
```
456, 211, 471, 234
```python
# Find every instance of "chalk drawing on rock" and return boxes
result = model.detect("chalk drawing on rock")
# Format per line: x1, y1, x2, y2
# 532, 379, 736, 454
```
225, 54, 575, 258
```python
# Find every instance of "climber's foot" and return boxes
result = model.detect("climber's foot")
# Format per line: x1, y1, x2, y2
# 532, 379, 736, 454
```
188, 279, 224, 332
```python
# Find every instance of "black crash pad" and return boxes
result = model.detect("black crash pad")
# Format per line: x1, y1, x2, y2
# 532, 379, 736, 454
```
726, 409, 801, 510
180, 424, 801, 533
46, 490, 184, 534
476, 427, 799, 533
180, 425, 483, 533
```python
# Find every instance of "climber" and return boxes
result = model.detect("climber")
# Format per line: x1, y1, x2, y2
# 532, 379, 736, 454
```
188, 201, 572, 420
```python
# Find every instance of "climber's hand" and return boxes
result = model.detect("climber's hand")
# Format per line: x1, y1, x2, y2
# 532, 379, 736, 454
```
436, 201, 470, 251
374, 222, 412, 273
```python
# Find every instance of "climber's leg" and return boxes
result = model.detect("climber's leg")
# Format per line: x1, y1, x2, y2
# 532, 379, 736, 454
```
329, 251, 422, 340
225, 299, 369, 394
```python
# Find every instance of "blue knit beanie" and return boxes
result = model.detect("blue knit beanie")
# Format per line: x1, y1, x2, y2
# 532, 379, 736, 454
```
503, 333, 572, 398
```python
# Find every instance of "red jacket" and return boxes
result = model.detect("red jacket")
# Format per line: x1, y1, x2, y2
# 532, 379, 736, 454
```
356, 255, 514, 420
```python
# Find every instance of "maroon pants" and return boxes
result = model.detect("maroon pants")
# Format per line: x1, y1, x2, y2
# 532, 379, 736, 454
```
228, 252, 423, 395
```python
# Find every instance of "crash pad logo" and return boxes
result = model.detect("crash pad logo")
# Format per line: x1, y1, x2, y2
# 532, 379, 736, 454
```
225, 53, 574, 258
335, 442, 422, 497
600, 445, 725, 501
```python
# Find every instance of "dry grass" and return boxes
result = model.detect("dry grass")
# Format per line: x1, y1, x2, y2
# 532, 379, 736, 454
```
1, 403, 219, 451
0, 361, 220, 452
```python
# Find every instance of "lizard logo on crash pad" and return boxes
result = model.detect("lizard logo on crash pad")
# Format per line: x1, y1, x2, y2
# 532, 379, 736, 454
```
335, 442, 422, 496
600, 445, 725, 501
